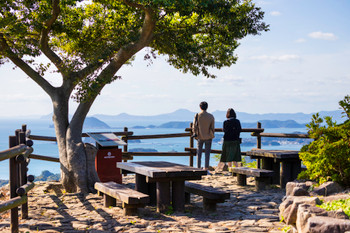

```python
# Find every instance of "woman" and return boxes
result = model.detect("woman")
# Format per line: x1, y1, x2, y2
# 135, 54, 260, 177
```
220, 108, 242, 168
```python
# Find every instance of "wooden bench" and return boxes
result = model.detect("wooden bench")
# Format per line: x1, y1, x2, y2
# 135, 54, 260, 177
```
229, 167, 274, 191
94, 181, 149, 216
184, 182, 230, 212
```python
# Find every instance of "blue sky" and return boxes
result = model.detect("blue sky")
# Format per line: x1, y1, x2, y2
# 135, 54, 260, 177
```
0, 0, 349, 118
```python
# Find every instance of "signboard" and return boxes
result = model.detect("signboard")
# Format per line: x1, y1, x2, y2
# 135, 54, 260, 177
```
87, 132, 127, 147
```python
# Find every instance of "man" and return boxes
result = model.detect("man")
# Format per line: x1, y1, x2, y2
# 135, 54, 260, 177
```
192, 101, 215, 171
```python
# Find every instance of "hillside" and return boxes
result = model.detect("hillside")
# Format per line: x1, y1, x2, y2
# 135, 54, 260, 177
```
93, 109, 343, 126
131, 119, 306, 129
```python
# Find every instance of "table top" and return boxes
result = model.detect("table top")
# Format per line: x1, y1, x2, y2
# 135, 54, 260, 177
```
87, 132, 127, 147
246, 149, 300, 159
117, 161, 207, 178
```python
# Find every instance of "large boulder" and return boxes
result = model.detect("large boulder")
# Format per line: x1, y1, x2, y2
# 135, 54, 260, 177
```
296, 204, 349, 233
322, 194, 350, 203
279, 196, 321, 224
286, 182, 309, 196
311, 181, 344, 196
303, 216, 350, 233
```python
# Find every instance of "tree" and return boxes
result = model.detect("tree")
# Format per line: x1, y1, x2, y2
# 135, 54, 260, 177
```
298, 95, 350, 187
0, 0, 268, 193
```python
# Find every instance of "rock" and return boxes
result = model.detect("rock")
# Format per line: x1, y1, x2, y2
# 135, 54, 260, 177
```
280, 196, 321, 224
311, 181, 343, 196
322, 194, 350, 203
296, 204, 328, 233
286, 182, 308, 196
296, 204, 349, 233
279, 196, 295, 215
304, 216, 350, 233
291, 187, 309, 196
327, 209, 350, 220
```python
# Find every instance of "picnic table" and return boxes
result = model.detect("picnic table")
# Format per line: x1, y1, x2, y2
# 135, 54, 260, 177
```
245, 149, 301, 188
117, 161, 207, 212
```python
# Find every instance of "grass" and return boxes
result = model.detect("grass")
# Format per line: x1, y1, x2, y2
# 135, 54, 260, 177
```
317, 198, 350, 218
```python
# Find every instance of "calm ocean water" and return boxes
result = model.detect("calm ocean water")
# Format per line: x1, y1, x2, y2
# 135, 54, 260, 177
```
0, 119, 307, 180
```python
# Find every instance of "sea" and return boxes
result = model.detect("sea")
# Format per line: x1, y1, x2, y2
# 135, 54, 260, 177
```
0, 119, 309, 180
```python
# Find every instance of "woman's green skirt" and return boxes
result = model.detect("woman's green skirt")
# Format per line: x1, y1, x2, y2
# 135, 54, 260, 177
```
220, 140, 241, 162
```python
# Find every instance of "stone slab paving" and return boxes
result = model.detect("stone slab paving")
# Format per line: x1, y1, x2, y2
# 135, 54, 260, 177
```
0, 172, 286, 232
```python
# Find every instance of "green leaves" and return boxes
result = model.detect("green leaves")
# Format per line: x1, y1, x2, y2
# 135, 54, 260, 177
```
1, 0, 268, 101
317, 198, 350, 218
299, 95, 350, 187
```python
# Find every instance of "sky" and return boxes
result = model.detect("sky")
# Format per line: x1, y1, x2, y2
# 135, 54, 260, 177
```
0, 0, 349, 118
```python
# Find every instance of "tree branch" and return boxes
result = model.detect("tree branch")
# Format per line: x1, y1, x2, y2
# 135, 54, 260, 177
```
114, 5, 156, 65
121, 0, 147, 11
0, 34, 55, 95
40, 0, 67, 76
73, 2, 157, 97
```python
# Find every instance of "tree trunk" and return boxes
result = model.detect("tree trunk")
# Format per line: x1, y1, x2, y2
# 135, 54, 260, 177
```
52, 95, 99, 193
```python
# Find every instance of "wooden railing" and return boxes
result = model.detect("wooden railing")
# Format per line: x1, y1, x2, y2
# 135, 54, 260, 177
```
0, 125, 35, 233
1, 122, 310, 232
26, 122, 310, 167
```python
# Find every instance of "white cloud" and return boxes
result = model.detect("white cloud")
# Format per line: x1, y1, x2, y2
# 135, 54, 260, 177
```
250, 54, 301, 62
270, 11, 281, 16
295, 38, 306, 43
308, 31, 337, 40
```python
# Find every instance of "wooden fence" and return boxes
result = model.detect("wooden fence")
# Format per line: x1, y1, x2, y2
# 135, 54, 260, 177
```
1, 122, 310, 232
26, 122, 310, 167
0, 125, 35, 233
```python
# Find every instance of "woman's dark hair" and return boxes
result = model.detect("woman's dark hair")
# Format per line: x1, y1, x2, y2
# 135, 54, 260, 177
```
199, 101, 208, 111
226, 108, 236, 119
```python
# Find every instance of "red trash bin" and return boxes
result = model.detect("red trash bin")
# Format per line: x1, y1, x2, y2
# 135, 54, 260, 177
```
95, 148, 122, 183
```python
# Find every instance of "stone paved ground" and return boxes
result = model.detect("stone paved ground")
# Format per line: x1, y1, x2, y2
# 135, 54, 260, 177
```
0, 172, 286, 232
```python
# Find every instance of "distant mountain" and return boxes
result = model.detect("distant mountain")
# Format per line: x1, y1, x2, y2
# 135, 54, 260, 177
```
130, 120, 305, 129
212, 110, 344, 123
84, 117, 110, 129
50, 117, 110, 129
0, 179, 8, 187
158, 121, 191, 129
35, 170, 60, 182
93, 109, 343, 126
41, 109, 344, 127
93, 108, 195, 124
241, 120, 306, 128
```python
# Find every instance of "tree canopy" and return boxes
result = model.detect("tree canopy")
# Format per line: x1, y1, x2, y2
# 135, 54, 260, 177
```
0, 0, 268, 192
1, 0, 267, 101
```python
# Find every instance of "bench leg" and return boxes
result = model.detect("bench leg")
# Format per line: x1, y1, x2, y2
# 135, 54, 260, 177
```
203, 198, 217, 212
148, 182, 157, 206
135, 174, 148, 193
104, 195, 116, 207
97, 190, 103, 197
236, 174, 247, 186
156, 181, 170, 213
281, 161, 292, 189
255, 177, 270, 191
122, 203, 144, 216
172, 180, 185, 212
185, 192, 191, 204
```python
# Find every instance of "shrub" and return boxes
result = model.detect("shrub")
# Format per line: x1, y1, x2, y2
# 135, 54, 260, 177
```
298, 95, 350, 187
317, 198, 350, 218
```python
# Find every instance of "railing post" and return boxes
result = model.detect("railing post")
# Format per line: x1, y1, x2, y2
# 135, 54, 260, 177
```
123, 127, 128, 162
9, 135, 19, 233
189, 123, 194, 167
19, 126, 28, 219
123, 127, 128, 176
256, 122, 262, 168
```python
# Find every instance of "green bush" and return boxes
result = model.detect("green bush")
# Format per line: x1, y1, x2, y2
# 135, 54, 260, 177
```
317, 198, 350, 218
298, 95, 350, 187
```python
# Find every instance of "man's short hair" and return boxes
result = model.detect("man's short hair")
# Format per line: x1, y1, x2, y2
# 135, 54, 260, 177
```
199, 101, 208, 110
